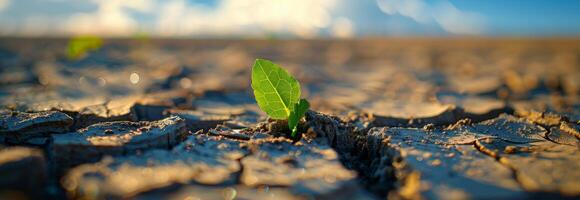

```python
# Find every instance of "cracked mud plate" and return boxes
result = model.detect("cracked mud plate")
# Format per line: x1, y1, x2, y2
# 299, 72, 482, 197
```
0, 39, 579, 199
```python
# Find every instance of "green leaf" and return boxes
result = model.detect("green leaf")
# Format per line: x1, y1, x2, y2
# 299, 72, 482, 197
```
289, 99, 310, 137
251, 59, 301, 119
66, 35, 103, 60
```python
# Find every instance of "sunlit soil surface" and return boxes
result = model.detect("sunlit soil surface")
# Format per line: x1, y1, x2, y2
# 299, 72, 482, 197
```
0, 38, 578, 199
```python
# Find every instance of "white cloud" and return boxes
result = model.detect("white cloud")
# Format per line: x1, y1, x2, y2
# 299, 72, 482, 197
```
432, 1, 485, 35
0, 0, 484, 37
376, 0, 486, 35
331, 17, 354, 38
62, 0, 153, 36
49, 0, 341, 38
153, 0, 338, 38
0, 0, 10, 12
377, 0, 430, 23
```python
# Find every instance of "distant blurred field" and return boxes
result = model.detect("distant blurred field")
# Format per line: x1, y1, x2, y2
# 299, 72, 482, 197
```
1, 38, 578, 118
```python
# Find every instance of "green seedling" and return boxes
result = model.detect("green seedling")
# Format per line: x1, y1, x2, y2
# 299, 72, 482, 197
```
251, 59, 310, 138
66, 35, 103, 60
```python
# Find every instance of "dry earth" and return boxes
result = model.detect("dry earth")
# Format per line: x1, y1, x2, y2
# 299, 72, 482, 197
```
0, 38, 579, 199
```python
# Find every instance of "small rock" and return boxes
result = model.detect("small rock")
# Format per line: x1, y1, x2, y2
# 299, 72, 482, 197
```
423, 123, 435, 131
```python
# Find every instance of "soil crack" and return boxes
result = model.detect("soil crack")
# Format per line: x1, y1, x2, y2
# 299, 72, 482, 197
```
472, 140, 526, 190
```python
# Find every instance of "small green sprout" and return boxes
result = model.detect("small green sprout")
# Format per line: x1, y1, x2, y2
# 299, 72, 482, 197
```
66, 35, 103, 60
251, 59, 310, 138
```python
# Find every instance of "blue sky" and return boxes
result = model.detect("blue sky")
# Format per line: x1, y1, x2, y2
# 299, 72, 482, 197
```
450, 0, 580, 36
0, 0, 579, 37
